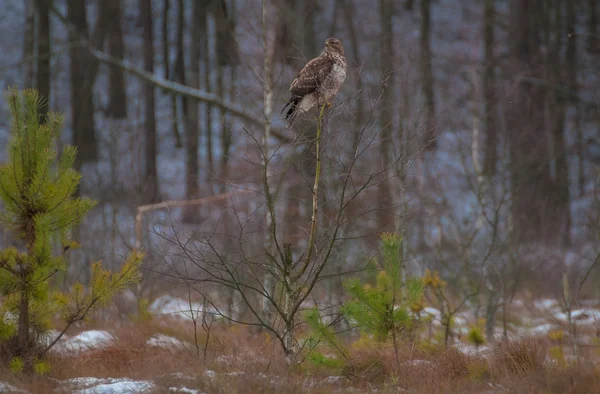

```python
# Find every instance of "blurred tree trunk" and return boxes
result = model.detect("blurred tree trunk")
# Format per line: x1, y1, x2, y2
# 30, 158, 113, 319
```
341, 0, 364, 150
420, 0, 436, 150
303, 0, 319, 57
34, 0, 51, 119
547, 0, 569, 246
140, 0, 159, 202
588, 0, 598, 53
67, 0, 98, 166
567, 0, 584, 196
175, 0, 187, 119
212, 0, 238, 189
275, 0, 320, 65
23, 0, 35, 88
201, 8, 213, 179
482, 0, 496, 176
106, 0, 127, 119
183, 1, 202, 222
163, 0, 183, 148
562, 0, 576, 240
377, 0, 395, 234
506, 0, 558, 245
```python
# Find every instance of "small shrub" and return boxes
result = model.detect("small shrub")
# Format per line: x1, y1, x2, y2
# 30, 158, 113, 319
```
467, 327, 485, 349
33, 359, 51, 376
549, 345, 566, 367
547, 330, 564, 342
9, 357, 24, 374
306, 351, 345, 369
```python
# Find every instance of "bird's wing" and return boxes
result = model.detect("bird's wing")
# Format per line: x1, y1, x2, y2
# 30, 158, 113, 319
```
289, 55, 334, 98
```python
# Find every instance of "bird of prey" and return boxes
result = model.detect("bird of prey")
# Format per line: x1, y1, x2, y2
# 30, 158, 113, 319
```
281, 38, 347, 127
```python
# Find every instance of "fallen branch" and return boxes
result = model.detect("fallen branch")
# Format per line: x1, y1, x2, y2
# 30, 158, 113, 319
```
135, 190, 256, 249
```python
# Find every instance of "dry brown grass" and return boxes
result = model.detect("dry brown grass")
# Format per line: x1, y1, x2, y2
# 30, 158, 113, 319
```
490, 336, 549, 377
1, 322, 599, 394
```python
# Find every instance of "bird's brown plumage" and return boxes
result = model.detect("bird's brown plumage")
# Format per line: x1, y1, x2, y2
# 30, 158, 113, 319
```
282, 38, 347, 127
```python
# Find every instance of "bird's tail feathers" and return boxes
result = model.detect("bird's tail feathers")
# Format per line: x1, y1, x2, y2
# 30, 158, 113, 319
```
283, 97, 301, 128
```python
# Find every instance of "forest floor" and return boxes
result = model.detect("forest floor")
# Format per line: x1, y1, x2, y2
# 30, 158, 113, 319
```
1, 294, 600, 394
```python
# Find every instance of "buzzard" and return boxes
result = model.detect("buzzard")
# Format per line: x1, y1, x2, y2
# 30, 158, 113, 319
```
282, 38, 347, 127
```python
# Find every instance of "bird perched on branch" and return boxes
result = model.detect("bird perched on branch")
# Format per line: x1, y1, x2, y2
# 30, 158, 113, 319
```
282, 38, 347, 127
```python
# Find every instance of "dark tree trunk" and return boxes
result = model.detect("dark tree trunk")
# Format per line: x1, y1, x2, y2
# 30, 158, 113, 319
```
506, 0, 555, 245
163, 0, 183, 148
420, 0, 436, 150
275, 0, 299, 65
213, 0, 239, 68
482, 0, 497, 176
341, 0, 364, 151
67, 0, 98, 165
212, 0, 237, 189
202, 11, 213, 178
106, 0, 128, 119
588, 0, 598, 53
377, 0, 395, 234
275, 0, 319, 66
303, 0, 319, 59
183, 1, 202, 222
23, 0, 35, 88
549, 0, 570, 246
35, 0, 51, 119
175, 0, 187, 118
140, 0, 159, 202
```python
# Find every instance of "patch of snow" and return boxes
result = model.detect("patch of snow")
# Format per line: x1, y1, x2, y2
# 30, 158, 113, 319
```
146, 334, 186, 349
401, 359, 435, 368
554, 309, 600, 324
422, 307, 441, 322
63, 377, 154, 394
324, 376, 341, 384
534, 299, 558, 311
0, 382, 30, 393
531, 324, 555, 335
517, 323, 555, 336
203, 370, 216, 380
149, 295, 221, 320
456, 344, 490, 356
53, 330, 114, 354
169, 388, 202, 394
38, 329, 64, 347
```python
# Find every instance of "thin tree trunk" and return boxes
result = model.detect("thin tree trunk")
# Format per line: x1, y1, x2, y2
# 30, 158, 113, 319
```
482, 0, 496, 176
140, 0, 159, 202
163, 0, 182, 148
67, 0, 98, 166
261, 0, 275, 328
377, 0, 395, 234
106, 0, 127, 119
183, 1, 202, 223
175, 0, 186, 119
341, 0, 363, 151
420, 0, 436, 150
35, 0, 51, 119
202, 14, 213, 182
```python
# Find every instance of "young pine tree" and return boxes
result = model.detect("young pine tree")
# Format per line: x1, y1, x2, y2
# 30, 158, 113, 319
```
342, 233, 424, 369
0, 89, 142, 372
